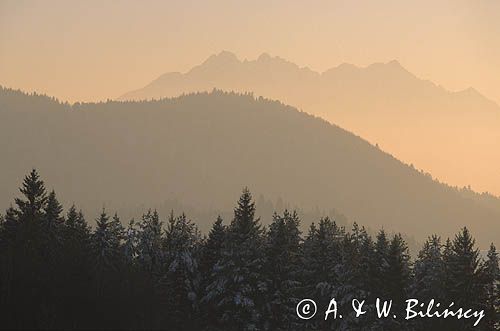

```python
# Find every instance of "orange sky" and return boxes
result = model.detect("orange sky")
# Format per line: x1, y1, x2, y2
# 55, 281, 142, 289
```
1, 0, 499, 104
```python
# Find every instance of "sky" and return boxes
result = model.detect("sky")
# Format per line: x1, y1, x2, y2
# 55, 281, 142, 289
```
1, 0, 499, 104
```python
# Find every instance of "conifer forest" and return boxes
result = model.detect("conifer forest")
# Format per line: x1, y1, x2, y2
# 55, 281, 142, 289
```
0, 170, 498, 330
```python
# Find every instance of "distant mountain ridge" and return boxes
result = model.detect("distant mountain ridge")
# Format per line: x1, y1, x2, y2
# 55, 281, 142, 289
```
1, 87, 499, 248
121, 51, 498, 109
119, 51, 500, 196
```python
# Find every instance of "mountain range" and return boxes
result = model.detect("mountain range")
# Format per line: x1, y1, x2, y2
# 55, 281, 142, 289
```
120, 51, 500, 196
1, 87, 499, 248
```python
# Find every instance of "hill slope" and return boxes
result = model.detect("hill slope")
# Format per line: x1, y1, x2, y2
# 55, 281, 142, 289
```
1, 87, 499, 247
120, 51, 500, 195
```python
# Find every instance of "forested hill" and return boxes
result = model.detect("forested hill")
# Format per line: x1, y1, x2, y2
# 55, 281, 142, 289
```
0, 87, 498, 247
119, 51, 500, 196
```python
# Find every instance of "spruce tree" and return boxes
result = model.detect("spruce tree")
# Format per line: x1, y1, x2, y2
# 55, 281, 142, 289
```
90, 209, 125, 328
44, 191, 64, 232
61, 205, 92, 328
200, 216, 227, 331
123, 219, 138, 265
333, 223, 373, 330
0, 206, 18, 246
447, 228, 482, 304
0, 206, 19, 328
91, 210, 123, 286
369, 230, 403, 331
383, 234, 411, 330
200, 216, 226, 280
442, 237, 453, 300
411, 235, 445, 331
64, 206, 91, 254
121, 218, 147, 328
373, 230, 390, 297
38, 190, 65, 328
110, 212, 125, 246
136, 209, 163, 274
264, 210, 302, 331
301, 217, 343, 329
42, 190, 65, 269
206, 188, 266, 331
126, 210, 165, 328
445, 227, 485, 330
412, 235, 444, 299
386, 234, 410, 306
15, 169, 47, 221
483, 243, 499, 331
357, 225, 376, 295
160, 212, 201, 330
7, 170, 48, 328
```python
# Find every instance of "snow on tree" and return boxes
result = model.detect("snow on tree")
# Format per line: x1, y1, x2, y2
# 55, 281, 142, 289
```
91, 209, 123, 275
123, 219, 138, 264
264, 210, 302, 331
412, 235, 444, 300
159, 212, 202, 330
199, 216, 227, 331
302, 217, 343, 329
205, 188, 266, 331
136, 210, 163, 274
332, 223, 374, 330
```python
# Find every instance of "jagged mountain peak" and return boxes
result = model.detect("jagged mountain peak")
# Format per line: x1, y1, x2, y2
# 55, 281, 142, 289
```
199, 50, 241, 67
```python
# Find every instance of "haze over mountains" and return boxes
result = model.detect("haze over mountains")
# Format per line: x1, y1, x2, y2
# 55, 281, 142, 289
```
1, 87, 499, 248
120, 51, 500, 196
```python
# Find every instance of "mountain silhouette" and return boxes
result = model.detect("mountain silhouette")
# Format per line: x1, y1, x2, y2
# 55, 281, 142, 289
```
119, 51, 500, 196
1, 87, 498, 248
